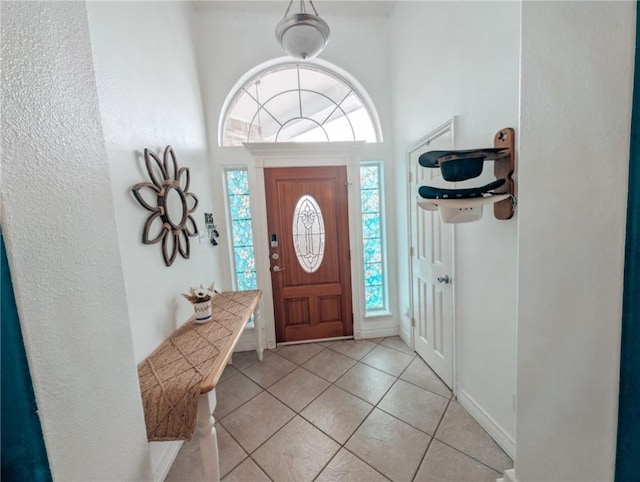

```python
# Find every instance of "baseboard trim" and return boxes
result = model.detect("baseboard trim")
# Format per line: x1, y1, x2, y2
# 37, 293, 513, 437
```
497, 468, 518, 482
278, 336, 353, 346
456, 388, 516, 460
150, 440, 182, 482
500, 468, 517, 482
360, 326, 398, 339
232, 325, 398, 351
399, 326, 412, 348
233, 327, 258, 353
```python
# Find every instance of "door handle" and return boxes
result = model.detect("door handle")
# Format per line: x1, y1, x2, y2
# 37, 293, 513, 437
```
437, 275, 450, 284
272, 265, 286, 272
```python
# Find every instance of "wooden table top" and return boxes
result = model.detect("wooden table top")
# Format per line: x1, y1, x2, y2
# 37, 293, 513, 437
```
198, 290, 262, 393
138, 290, 261, 441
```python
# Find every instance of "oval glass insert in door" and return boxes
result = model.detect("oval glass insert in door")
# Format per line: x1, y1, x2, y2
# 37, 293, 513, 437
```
292, 195, 325, 273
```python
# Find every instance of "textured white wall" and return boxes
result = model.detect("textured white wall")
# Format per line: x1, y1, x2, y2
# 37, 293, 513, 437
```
389, 1, 521, 450
516, 2, 634, 481
1, 2, 152, 480
86, 1, 224, 363
86, 3, 224, 476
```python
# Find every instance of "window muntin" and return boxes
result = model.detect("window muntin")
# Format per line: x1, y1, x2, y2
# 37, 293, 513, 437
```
222, 63, 377, 145
360, 163, 386, 312
224, 169, 257, 291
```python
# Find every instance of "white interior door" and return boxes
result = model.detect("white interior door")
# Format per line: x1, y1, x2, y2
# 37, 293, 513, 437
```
408, 120, 455, 388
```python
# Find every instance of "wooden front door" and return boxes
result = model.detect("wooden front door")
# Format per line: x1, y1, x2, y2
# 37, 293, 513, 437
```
265, 166, 353, 343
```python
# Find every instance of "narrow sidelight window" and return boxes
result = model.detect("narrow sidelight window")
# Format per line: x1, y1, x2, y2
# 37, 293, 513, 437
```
360, 162, 386, 312
224, 168, 257, 290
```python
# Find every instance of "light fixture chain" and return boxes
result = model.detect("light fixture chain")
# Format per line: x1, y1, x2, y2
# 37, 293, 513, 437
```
283, 0, 294, 18
308, 0, 320, 16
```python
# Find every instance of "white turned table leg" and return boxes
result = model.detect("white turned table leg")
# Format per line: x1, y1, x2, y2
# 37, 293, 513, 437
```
254, 305, 264, 361
197, 390, 220, 482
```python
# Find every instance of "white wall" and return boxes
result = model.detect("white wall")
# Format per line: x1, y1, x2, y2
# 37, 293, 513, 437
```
191, 3, 398, 342
515, 2, 635, 481
87, 1, 224, 364
85, 2, 224, 477
1, 2, 152, 480
192, 3, 394, 148
389, 1, 521, 453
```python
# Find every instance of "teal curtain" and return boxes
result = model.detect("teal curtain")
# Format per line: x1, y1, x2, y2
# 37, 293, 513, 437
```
615, 3, 640, 480
1, 229, 52, 481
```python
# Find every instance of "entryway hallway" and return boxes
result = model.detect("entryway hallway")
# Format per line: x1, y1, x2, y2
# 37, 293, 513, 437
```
167, 337, 512, 481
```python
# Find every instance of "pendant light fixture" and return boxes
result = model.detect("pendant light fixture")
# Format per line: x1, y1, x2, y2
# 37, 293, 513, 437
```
275, 0, 330, 60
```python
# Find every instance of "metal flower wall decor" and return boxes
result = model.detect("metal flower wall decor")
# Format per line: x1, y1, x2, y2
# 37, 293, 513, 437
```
131, 146, 199, 267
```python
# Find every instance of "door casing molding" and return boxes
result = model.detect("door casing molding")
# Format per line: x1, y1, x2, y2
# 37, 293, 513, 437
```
244, 142, 366, 348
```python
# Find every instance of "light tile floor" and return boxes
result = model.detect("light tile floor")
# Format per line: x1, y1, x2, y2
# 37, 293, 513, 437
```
166, 336, 513, 482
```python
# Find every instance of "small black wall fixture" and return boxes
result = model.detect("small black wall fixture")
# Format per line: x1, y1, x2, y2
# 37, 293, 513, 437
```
204, 213, 220, 246
417, 127, 516, 223
131, 146, 199, 267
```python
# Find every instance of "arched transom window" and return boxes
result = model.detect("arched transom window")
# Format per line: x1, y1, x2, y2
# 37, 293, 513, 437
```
220, 62, 380, 146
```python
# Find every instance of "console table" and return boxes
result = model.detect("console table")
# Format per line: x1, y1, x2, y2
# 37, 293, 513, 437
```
138, 289, 262, 481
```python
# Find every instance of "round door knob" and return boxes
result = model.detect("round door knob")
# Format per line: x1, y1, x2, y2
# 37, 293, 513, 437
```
437, 275, 450, 284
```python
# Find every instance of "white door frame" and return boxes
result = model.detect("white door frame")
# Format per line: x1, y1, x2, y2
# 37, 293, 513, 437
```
407, 117, 457, 392
243, 141, 366, 349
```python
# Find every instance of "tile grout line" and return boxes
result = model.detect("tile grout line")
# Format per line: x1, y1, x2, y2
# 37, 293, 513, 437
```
329, 364, 392, 405
267, 365, 334, 413
188, 338, 383, 480
228, 348, 272, 372
217, 360, 303, 479
398, 353, 453, 394
237, 349, 433, 478
431, 437, 507, 476
246, 453, 274, 481
221, 346, 347, 479
316, 357, 418, 480
309, 355, 404, 482
244, 415, 303, 482
311, 431, 391, 482
215, 372, 266, 420
233, 340, 398, 481
303, 336, 389, 481
410, 396, 454, 482
274, 344, 329, 365
396, 375, 452, 400
212, 421, 250, 480
215, 415, 263, 478
334, 355, 453, 405
369, 355, 454, 438
218, 337, 484, 481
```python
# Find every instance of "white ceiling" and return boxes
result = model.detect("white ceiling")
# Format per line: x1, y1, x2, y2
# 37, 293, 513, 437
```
192, 1, 396, 17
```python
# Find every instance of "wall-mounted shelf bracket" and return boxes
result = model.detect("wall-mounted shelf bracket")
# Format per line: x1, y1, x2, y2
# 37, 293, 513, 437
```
492, 127, 515, 219
417, 127, 516, 223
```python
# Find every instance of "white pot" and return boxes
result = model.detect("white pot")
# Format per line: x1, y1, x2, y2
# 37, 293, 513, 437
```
193, 300, 212, 324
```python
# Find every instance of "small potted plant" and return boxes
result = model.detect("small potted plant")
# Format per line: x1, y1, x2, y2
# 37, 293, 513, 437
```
182, 283, 215, 323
